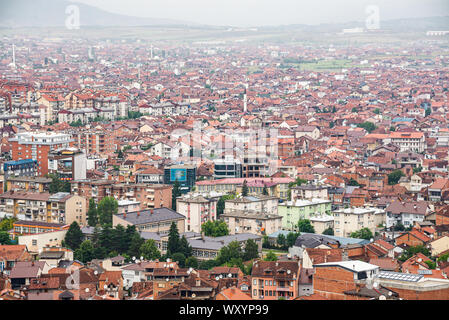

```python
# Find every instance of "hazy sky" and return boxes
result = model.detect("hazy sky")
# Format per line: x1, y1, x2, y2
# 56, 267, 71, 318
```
70, 0, 449, 27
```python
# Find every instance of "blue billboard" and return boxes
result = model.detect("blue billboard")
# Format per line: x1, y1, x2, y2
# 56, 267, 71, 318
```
170, 168, 187, 182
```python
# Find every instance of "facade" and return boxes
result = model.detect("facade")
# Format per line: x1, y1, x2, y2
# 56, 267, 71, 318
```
0, 191, 87, 225
47, 148, 87, 181
385, 201, 428, 229
291, 184, 329, 201
176, 195, 218, 233
251, 260, 300, 300
332, 207, 385, 238
221, 210, 282, 236
5, 176, 51, 193
3, 159, 37, 179
225, 195, 279, 216
213, 158, 242, 179
278, 198, 332, 230
10, 132, 74, 176
164, 165, 197, 192
389, 132, 426, 153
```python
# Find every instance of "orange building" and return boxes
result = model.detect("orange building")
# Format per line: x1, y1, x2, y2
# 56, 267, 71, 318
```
9, 132, 74, 176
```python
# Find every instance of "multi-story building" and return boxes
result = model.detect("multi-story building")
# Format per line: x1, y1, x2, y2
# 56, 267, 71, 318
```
389, 131, 426, 153
9, 132, 74, 176
48, 148, 87, 181
164, 165, 197, 193
221, 209, 282, 236
278, 198, 332, 230
251, 260, 300, 300
385, 201, 429, 229
213, 158, 242, 179
12, 220, 67, 237
113, 208, 185, 235
225, 195, 279, 215
3, 159, 38, 179
71, 130, 115, 156
5, 176, 52, 193
196, 177, 294, 201
0, 191, 87, 225
291, 184, 329, 201
176, 194, 218, 233
71, 180, 172, 210
332, 207, 385, 238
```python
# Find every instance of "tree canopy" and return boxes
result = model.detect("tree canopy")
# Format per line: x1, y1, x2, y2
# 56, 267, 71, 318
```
201, 220, 229, 237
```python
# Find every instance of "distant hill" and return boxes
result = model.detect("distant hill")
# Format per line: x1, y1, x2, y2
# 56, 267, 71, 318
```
0, 0, 193, 28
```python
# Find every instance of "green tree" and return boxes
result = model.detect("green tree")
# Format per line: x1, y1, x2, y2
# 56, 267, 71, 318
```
351, 107, 358, 113
0, 231, 11, 245
217, 241, 243, 265
64, 221, 84, 250
167, 222, 181, 256
140, 239, 161, 260
185, 256, 199, 269
74, 240, 95, 263
128, 232, 144, 258
171, 252, 186, 267
262, 184, 269, 196
198, 259, 220, 270
0, 218, 16, 232
201, 220, 229, 237
97, 197, 118, 226
348, 178, 360, 186
388, 170, 405, 185
323, 227, 334, 236
298, 219, 315, 233
179, 235, 193, 258
425, 260, 436, 269
111, 224, 127, 254
217, 197, 225, 217
264, 250, 278, 261
350, 228, 373, 240
87, 198, 98, 227
241, 180, 249, 197
373, 108, 380, 114
425, 108, 431, 117
243, 239, 259, 261
286, 232, 300, 248
357, 121, 377, 133
277, 234, 286, 248
398, 245, 432, 262
172, 180, 181, 211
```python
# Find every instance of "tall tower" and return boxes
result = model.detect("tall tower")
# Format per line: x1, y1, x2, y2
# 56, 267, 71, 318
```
150, 44, 154, 60
243, 83, 248, 113
12, 44, 16, 69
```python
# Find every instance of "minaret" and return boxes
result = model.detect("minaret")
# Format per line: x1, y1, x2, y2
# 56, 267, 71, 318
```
150, 44, 154, 60
243, 83, 248, 113
12, 44, 16, 69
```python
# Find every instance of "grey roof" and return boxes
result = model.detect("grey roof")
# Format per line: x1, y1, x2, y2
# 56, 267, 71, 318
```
38, 251, 65, 259
116, 208, 185, 225
294, 233, 339, 249
188, 233, 261, 251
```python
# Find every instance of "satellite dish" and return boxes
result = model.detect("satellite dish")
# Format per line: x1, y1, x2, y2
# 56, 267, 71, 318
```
192, 293, 196, 298
228, 273, 232, 278
85, 288, 90, 293
94, 271, 98, 275
418, 258, 422, 262
388, 291, 393, 296
140, 256, 144, 260
215, 277, 219, 281
379, 295, 386, 300
219, 275, 223, 279
166, 278, 169, 282
373, 282, 379, 289
104, 285, 108, 290
132, 256, 136, 261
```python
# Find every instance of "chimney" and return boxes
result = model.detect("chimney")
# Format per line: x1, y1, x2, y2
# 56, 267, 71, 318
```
150, 209, 154, 215
123, 212, 126, 219
137, 211, 140, 217
201, 232, 205, 242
